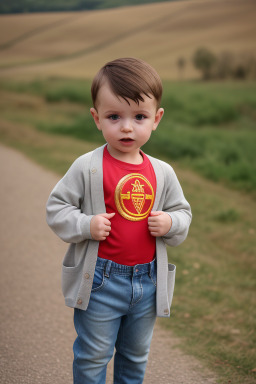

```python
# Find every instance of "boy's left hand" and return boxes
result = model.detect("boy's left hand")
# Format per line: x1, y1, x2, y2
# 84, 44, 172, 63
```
148, 211, 172, 237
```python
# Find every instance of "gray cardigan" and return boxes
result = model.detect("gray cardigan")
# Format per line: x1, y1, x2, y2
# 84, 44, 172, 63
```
46, 144, 192, 317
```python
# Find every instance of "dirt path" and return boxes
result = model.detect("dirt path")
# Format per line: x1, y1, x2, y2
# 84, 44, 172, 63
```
0, 144, 217, 383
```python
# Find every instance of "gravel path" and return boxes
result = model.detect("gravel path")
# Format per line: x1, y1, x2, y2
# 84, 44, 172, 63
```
0, 144, 217, 383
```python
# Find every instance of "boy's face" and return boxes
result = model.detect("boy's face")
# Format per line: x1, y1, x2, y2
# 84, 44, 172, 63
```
90, 82, 164, 163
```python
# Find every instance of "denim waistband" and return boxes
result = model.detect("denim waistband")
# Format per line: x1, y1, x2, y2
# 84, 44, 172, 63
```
96, 257, 156, 277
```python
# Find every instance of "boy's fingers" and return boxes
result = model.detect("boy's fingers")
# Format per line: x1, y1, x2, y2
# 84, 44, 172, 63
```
96, 212, 115, 226
105, 225, 111, 232
150, 211, 163, 217
148, 213, 162, 224
99, 212, 115, 219
148, 218, 158, 225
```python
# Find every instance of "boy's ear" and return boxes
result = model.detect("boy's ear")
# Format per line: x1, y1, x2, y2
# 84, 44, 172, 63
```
90, 108, 101, 130
153, 108, 164, 131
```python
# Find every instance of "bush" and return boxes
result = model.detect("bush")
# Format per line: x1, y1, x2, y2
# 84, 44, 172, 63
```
193, 48, 217, 80
193, 48, 256, 81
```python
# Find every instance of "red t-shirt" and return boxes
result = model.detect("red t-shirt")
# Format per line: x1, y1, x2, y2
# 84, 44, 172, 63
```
98, 147, 156, 266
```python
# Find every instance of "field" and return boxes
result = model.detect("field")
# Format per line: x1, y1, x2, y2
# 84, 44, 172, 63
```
0, 0, 256, 80
0, 1, 256, 383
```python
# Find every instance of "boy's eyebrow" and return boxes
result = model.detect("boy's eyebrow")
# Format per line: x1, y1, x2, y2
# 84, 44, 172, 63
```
103, 109, 121, 114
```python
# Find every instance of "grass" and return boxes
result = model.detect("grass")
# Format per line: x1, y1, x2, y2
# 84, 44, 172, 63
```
0, 78, 256, 383
1, 78, 256, 196
162, 178, 256, 383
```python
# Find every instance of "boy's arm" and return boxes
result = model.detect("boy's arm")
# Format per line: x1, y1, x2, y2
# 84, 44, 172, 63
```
148, 163, 192, 247
46, 156, 93, 243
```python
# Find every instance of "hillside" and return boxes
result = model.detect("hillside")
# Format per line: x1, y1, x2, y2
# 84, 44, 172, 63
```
0, 0, 255, 80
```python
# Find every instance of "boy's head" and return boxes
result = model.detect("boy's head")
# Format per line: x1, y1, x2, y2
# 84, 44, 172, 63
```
91, 57, 163, 110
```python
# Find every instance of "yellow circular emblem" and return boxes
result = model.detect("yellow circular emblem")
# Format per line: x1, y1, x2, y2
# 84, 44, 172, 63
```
115, 173, 154, 221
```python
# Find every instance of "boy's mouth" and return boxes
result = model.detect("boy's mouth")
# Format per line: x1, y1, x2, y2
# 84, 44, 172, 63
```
120, 138, 134, 142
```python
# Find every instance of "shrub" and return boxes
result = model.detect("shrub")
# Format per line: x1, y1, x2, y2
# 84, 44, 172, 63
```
192, 48, 217, 80
192, 48, 256, 80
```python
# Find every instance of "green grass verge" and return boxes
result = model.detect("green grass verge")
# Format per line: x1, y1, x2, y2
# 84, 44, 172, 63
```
162, 179, 256, 383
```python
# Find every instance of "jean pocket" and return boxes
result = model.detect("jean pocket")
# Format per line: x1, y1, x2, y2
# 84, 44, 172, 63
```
91, 266, 105, 292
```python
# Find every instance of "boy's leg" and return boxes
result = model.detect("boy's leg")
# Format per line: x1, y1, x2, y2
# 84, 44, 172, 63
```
73, 259, 123, 384
114, 261, 157, 384
73, 307, 120, 384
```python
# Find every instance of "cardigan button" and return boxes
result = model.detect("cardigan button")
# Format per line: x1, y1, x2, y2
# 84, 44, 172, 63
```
84, 273, 90, 279
77, 298, 82, 305
91, 168, 97, 174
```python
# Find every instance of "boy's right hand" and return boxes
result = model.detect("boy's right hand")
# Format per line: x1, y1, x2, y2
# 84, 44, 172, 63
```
90, 212, 115, 241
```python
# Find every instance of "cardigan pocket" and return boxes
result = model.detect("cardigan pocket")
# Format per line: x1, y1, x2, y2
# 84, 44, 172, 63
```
61, 245, 85, 304
167, 263, 176, 308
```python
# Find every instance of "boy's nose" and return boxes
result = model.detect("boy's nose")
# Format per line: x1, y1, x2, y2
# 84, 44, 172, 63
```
121, 119, 133, 132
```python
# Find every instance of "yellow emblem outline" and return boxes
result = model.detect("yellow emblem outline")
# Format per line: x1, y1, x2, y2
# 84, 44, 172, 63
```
115, 173, 154, 221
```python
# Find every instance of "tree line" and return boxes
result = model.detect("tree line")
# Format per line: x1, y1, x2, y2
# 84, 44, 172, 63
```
0, 0, 173, 14
178, 48, 256, 81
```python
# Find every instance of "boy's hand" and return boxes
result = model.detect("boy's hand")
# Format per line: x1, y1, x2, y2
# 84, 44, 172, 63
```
148, 211, 172, 237
90, 212, 115, 241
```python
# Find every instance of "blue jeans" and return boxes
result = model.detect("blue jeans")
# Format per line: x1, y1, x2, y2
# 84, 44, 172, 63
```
73, 257, 157, 384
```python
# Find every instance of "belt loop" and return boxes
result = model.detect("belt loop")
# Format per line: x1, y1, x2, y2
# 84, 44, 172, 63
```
104, 260, 111, 278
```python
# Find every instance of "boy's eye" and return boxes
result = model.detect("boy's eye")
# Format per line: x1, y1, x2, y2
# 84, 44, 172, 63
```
135, 114, 146, 121
108, 114, 119, 120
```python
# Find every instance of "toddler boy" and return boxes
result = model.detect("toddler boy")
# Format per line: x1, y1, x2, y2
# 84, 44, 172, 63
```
46, 57, 192, 384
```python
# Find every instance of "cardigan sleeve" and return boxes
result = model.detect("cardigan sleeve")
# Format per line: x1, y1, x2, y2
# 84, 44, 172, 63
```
46, 155, 93, 243
161, 163, 192, 247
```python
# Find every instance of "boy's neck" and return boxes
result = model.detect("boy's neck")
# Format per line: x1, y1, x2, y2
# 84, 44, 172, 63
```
106, 144, 143, 165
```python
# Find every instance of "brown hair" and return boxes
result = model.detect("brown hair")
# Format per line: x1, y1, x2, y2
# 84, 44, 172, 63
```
91, 57, 163, 109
